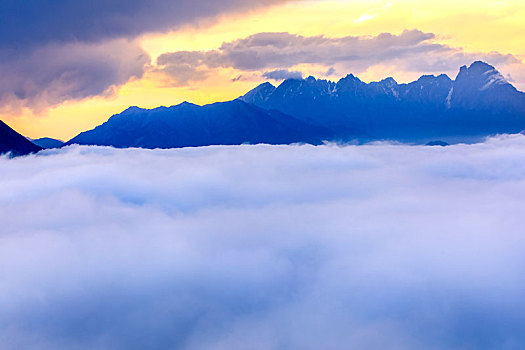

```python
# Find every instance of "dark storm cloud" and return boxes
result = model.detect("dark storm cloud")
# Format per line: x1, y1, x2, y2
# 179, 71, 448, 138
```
2, 137, 525, 349
0, 0, 291, 109
157, 30, 521, 85
0, 40, 150, 110
0, 0, 291, 49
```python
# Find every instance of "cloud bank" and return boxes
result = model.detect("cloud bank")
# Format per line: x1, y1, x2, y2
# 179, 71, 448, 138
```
0, 40, 150, 111
0, 0, 292, 109
0, 0, 291, 49
2, 137, 525, 349
157, 30, 522, 85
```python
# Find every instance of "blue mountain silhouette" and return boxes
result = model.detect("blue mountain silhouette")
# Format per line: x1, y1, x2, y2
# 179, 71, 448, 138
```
67, 100, 330, 148
64, 61, 525, 148
240, 61, 525, 142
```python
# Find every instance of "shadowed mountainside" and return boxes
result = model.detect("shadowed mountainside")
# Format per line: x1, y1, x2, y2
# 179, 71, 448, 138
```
0, 120, 42, 156
67, 100, 331, 148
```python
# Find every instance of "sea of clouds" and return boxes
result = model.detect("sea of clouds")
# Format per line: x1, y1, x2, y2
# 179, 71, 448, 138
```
2, 136, 525, 349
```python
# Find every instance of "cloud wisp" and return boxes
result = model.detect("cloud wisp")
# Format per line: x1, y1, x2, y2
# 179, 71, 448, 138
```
2, 137, 525, 349
262, 69, 304, 81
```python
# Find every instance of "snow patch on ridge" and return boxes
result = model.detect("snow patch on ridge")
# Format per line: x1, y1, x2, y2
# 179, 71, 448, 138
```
480, 69, 508, 91
446, 87, 453, 108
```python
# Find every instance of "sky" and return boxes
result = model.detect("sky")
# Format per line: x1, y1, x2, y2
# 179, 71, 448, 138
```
2, 137, 525, 349
1, 0, 525, 140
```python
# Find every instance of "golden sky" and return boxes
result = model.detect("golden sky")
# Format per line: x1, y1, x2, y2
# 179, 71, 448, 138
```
3, 0, 525, 140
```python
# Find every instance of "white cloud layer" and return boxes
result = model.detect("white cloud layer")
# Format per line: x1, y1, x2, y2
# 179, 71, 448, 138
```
2, 137, 525, 349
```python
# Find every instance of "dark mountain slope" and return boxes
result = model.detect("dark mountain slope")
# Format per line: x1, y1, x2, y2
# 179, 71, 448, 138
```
0, 120, 42, 156
68, 100, 331, 148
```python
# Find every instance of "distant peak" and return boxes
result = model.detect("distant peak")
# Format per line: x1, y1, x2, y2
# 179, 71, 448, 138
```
279, 78, 302, 87
343, 73, 359, 80
457, 61, 497, 78
455, 61, 510, 91
437, 74, 452, 81
178, 101, 198, 107
35, 137, 64, 142
382, 77, 397, 83
379, 77, 398, 86
469, 61, 495, 71
252, 82, 277, 93
122, 106, 144, 114
258, 82, 276, 89
338, 74, 363, 84
239, 81, 277, 104
418, 74, 437, 80
416, 74, 452, 84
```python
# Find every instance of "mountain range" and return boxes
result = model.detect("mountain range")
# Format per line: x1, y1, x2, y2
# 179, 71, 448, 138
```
1, 61, 524, 155
67, 61, 525, 148
240, 61, 525, 142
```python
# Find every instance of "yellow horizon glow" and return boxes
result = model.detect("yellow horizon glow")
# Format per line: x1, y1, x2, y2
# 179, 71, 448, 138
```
3, 0, 525, 140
